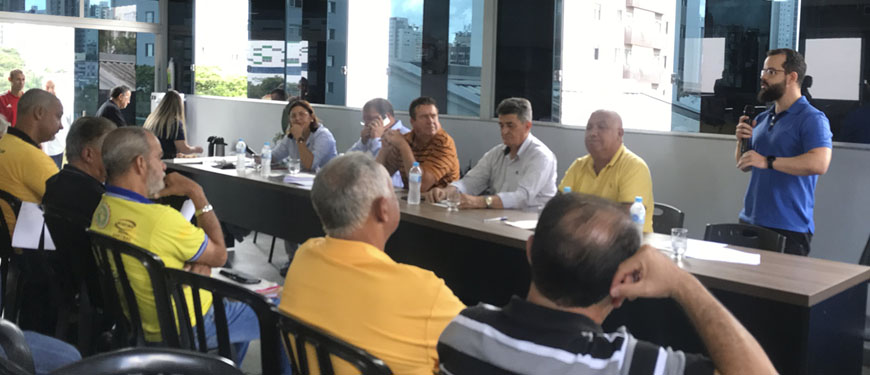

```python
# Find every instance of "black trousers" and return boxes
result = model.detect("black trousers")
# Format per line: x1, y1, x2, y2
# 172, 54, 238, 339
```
741, 220, 812, 256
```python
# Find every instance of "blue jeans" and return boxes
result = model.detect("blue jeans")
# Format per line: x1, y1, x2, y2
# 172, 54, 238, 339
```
0, 331, 81, 374
201, 300, 261, 365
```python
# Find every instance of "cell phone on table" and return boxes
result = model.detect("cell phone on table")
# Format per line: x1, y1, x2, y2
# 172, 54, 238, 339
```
219, 269, 261, 284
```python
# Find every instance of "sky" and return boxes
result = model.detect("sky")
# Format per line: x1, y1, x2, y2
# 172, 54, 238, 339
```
391, 0, 477, 43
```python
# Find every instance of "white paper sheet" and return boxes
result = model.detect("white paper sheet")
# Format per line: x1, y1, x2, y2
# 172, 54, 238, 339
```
180, 199, 195, 221
504, 220, 538, 230
283, 173, 315, 187
171, 157, 207, 164
11, 202, 55, 250
647, 237, 760, 266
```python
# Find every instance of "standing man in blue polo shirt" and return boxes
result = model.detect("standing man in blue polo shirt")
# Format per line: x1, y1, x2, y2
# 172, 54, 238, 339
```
735, 48, 832, 256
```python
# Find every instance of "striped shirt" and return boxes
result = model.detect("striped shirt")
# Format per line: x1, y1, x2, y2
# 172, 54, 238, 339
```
386, 128, 460, 189
438, 297, 714, 375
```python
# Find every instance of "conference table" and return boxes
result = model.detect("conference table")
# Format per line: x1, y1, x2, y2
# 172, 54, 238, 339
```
167, 158, 870, 375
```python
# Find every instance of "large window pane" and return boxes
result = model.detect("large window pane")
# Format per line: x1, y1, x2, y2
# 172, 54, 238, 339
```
0, 0, 79, 16
194, 0, 248, 97
800, 0, 870, 144
560, 0, 674, 131
389, 1, 423, 113
447, 0, 482, 116
85, 0, 159, 23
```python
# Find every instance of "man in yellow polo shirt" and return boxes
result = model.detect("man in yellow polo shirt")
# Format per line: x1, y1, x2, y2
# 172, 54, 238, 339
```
558, 110, 654, 232
0, 89, 62, 236
90, 127, 259, 365
280, 152, 465, 374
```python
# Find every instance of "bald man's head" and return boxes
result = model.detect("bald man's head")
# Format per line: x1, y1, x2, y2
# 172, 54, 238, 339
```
16, 89, 63, 143
585, 110, 625, 166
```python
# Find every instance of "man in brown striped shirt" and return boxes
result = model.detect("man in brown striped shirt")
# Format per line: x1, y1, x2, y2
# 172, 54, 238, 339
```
377, 96, 460, 192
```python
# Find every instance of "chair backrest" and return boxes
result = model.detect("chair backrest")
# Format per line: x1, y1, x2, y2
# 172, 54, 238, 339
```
652, 203, 685, 235
0, 189, 20, 256
0, 190, 21, 321
43, 205, 103, 309
0, 319, 33, 374
704, 223, 787, 253
859, 233, 870, 266
163, 268, 282, 373
276, 309, 392, 375
50, 347, 244, 375
0, 358, 32, 375
85, 230, 178, 348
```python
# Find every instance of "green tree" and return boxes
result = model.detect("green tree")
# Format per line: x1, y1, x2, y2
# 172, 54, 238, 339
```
247, 76, 285, 99
99, 30, 136, 55
195, 66, 246, 98
0, 48, 45, 92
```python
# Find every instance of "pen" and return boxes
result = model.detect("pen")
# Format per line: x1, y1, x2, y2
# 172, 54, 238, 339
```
483, 216, 508, 222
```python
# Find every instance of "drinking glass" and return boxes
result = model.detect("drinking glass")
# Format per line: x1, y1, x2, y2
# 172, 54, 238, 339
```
445, 189, 461, 212
671, 228, 688, 259
287, 158, 301, 175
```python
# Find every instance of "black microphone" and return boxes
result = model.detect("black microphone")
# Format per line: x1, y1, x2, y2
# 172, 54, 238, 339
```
740, 105, 755, 154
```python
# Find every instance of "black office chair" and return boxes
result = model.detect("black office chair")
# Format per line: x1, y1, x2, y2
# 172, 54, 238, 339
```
703, 223, 787, 253
276, 309, 392, 375
50, 347, 244, 375
163, 268, 282, 373
0, 318, 34, 374
652, 203, 685, 235
43, 205, 108, 355
0, 190, 21, 319
86, 230, 178, 348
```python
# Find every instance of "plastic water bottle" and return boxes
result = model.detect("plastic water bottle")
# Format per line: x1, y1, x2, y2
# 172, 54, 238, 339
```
260, 142, 272, 178
408, 162, 422, 205
563, 186, 572, 193
235, 138, 246, 176
630, 196, 645, 235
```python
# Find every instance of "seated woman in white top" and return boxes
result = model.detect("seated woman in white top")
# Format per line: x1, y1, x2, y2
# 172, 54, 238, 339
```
272, 99, 337, 172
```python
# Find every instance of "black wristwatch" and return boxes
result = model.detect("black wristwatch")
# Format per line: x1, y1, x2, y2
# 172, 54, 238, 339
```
766, 155, 776, 170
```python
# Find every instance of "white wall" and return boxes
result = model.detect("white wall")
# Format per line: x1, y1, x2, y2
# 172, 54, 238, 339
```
186, 95, 870, 264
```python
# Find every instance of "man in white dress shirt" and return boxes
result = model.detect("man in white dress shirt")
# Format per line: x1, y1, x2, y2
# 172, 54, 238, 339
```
424, 97, 556, 209
347, 98, 410, 187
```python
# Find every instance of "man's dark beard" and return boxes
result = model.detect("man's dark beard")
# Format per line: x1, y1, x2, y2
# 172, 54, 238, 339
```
758, 80, 785, 103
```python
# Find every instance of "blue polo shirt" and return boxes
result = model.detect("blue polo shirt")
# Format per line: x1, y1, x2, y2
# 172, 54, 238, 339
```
739, 96, 832, 234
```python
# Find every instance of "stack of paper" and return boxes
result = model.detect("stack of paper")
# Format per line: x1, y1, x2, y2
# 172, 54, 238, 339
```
647, 237, 761, 266
283, 174, 315, 187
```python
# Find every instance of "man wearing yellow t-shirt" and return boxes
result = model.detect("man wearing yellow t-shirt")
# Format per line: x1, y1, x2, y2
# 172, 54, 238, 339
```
89, 127, 259, 365
280, 152, 465, 374
558, 110, 654, 232
0, 89, 62, 237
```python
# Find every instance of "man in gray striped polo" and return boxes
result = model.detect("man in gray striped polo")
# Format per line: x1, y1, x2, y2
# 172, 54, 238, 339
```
437, 193, 775, 375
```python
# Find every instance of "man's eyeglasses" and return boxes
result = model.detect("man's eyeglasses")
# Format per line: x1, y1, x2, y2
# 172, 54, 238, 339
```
760, 68, 786, 77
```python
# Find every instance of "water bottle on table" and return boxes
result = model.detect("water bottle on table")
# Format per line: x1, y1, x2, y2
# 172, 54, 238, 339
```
260, 142, 272, 178
408, 162, 422, 205
629, 196, 645, 235
235, 138, 246, 176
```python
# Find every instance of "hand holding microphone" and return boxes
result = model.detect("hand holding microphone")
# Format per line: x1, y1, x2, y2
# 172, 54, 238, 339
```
737, 105, 756, 154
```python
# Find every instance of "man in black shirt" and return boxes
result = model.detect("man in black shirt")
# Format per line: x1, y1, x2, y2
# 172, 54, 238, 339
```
95, 85, 131, 127
438, 193, 776, 375
43, 116, 116, 222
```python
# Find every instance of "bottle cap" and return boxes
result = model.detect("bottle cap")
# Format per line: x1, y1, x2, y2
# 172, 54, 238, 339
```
412, 161, 420, 167
264, 142, 270, 146
635, 196, 643, 203
563, 186, 571, 193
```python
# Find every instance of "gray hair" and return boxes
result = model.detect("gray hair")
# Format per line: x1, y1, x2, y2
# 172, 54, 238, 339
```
17, 89, 59, 118
496, 97, 533, 124
310, 152, 394, 237
66, 117, 117, 163
102, 127, 152, 180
